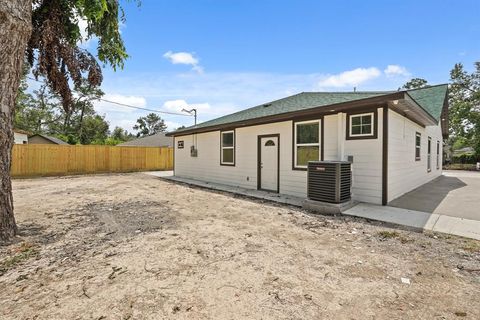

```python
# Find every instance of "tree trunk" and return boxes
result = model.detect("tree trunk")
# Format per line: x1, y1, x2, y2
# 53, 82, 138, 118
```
0, 0, 32, 240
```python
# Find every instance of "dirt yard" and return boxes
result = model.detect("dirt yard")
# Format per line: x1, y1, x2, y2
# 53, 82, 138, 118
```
1, 173, 479, 319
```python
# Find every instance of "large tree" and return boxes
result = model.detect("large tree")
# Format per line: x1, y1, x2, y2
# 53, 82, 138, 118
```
133, 113, 167, 137
0, 0, 131, 240
449, 62, 480, 157
402, 78, 429, 90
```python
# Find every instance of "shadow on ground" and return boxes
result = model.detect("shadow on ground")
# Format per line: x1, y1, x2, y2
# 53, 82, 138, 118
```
389, 176, 467, 213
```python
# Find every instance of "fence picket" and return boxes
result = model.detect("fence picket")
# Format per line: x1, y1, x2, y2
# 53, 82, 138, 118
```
11, 145, 173, 177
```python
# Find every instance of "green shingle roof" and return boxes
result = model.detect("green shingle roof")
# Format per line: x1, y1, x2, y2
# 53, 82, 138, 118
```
172, 84, 448, 135
406, 84, 448, 120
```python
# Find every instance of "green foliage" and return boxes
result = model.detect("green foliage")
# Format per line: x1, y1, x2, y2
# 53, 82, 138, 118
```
15, 83, 60, 134
133, 113, 167, 137
111, 126, 134, 142
79, 115, 110, 144
402, 78, 428, 89
449, 62, 480, 158
0, 242, 39, 276
452, 153, 478, 164
14, 74, 137, 145
27, 0, 136, 109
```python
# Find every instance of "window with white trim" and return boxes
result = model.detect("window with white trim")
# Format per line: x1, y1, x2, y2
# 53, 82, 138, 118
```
427, 136, 432, 172
294, 120, 320, 168
220, 131, 235, 165
436, 141, 440, 169
349, 112, 374, 137
415, 132, 421, 161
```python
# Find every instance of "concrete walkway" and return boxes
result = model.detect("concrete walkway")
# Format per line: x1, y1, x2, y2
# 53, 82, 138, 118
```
344, 203, 480, 240
389, 170, 480, 221
147, 173, 304, 207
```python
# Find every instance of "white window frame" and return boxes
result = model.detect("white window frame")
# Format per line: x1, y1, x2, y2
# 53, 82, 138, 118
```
294, 119, 321, 169
436, 141, 440, 170
220, 130, 235, 165
427, 136, 432, 172
415, 132, 421, 161
349, 112, 374, 137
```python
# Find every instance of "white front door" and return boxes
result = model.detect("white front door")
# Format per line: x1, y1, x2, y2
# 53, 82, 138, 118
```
259, 136, 279, 192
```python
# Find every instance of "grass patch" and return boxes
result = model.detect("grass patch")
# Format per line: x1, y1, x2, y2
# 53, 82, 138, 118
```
377, 231, 400, 239
462, 240, 480, 253
0, 242, 39, 276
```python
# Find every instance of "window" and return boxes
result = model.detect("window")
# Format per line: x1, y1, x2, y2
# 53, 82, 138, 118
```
427, 137, 432, 172
294, 120, 321, 168
436, 141, 440, 170
415, 132, 421, 161
265, 140, 275, 146
349, 113, 374, 137
220, 130, 235, 165
346, 111, 377, 140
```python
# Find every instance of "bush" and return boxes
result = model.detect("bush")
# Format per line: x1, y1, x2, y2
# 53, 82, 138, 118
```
452, 153, 478, 164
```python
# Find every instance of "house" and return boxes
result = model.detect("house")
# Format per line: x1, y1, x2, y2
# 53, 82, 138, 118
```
117, 132, 173, 147
28, 134, 68, 145
14, 129, 29, 144
166, 84, 448, 206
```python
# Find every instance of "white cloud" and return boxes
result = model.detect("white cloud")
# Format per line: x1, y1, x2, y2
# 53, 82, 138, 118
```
318, 67, 381, 88
76, 16, 96, 48
163, 51, 203, 73
163, 99, 211, 113
384, 65, 410, 77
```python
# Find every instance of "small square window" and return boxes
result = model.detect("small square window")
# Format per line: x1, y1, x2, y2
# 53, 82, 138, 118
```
348, 112, 375, 139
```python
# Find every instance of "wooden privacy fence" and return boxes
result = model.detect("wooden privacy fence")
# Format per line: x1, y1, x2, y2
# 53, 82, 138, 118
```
11, 145, 173, 177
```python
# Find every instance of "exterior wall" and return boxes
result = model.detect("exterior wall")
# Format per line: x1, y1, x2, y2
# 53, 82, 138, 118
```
174, 108, 385, 204
14, 132, 28, 144
28, 135, 56, 144
174, 121, 311, 198
342, 108, 384, 204
388, 110, 443, 202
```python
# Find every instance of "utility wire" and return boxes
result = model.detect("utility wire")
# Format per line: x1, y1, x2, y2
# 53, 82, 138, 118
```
26, 76, 191, 117
97, 98, 191, 116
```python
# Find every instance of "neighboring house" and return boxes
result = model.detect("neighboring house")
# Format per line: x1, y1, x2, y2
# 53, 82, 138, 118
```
14, 129, 29, 144
117, 132, 173, 147
453, 147, 474, 156
28, 134, 68, 145
167, 84, 449, 206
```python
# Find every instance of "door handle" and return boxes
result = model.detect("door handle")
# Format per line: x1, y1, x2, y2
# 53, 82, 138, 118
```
260, 163, 263, 168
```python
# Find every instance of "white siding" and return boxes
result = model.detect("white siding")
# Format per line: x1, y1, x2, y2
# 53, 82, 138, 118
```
343, 108, 384, 204
174, 110, 385, 204
14, 132, 28, 144
388, 110, 443, 202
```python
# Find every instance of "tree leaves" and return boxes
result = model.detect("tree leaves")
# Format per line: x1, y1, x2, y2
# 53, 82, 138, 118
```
449, 62, 480, 157
26, 0, 130, 112
133, 113, 167, 137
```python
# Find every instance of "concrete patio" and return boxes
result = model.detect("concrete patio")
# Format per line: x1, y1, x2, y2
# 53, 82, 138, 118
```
144, 171, 304, 207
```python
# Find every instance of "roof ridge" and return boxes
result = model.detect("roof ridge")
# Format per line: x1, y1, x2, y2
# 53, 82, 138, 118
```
404, 83, 449, 93
301, 91, 393, 94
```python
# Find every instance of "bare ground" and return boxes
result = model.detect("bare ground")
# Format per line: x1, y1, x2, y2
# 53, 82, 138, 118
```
0, 173, 479, 320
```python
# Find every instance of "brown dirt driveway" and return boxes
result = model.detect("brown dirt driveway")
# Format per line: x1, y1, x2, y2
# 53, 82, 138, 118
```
1, 173, 479, 319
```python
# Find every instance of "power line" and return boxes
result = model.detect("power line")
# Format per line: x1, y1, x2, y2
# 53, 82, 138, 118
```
26, 76, 191, 117
97, 98, 191, 116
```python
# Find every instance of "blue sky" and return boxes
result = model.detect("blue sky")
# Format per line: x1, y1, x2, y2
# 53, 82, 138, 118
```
79, 0, 480, 131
